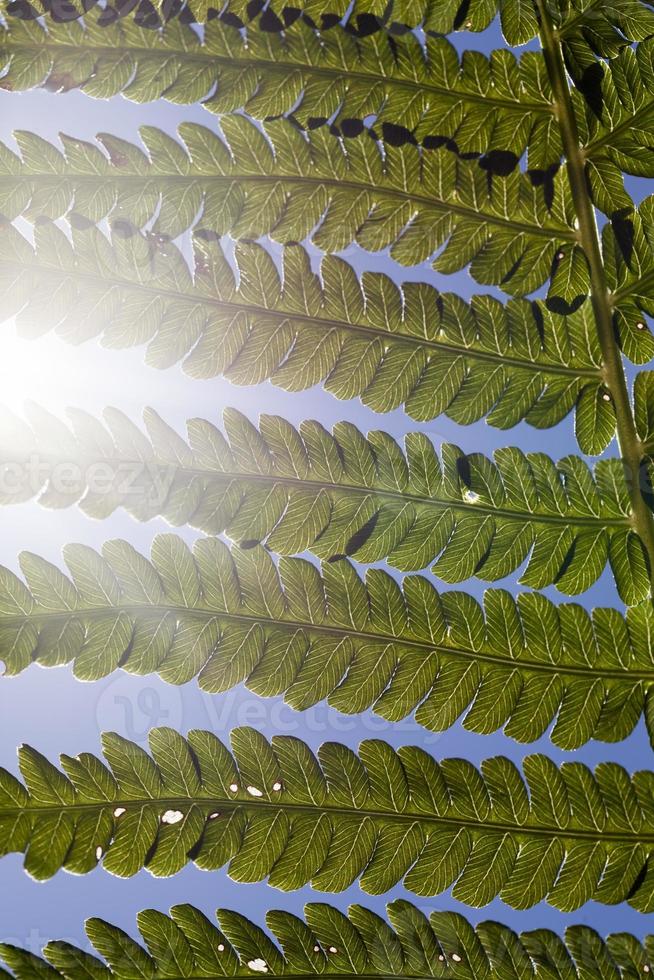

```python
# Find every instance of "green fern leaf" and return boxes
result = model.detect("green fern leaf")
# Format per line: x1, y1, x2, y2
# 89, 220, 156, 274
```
2, 532, 654, 747
0, 221, 617, 433
10, 0, 654, 59
603, 195, 654, 359
1, 899, 653, 979
4, 14, 654, 215
0, 406, 641, 596
2, 725, 654, 911
580, 40, 654, 181
0, 12, 560, 165
0, 117, 580, 295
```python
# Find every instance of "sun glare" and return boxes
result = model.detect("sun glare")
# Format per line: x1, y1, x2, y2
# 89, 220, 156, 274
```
0, 319, 99, 415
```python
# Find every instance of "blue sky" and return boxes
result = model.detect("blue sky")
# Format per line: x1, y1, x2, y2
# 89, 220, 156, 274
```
0, 15, 652, 959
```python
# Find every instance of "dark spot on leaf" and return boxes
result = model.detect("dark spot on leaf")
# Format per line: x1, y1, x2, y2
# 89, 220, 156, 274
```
219, 10, 244, 28
611, 211, 635, 264
530, 302, 545, 344
627, 859, 649, 899
69, 212, 95, 230
240, 539, 261, 550
546, 294, 586, 316
33, 215, 52, 227
187, 835, 205, 861
153, 0, 173, 18
97, 5, 120, 24
193, 228, 221, 242
282, 6, 301, 26
112, 0, 138, 16
111, 219, 137, 239
576, 61, 605, 120
5, 0, 40, 19
160, 0, 184, 22
134, 1, 161, 28
340, 118, 365, 138
453, 0, 471, 29
247, 0, 264, 18
307, 116, 327, 130
500, 252, 524, 289
528, 164, 558, 210
260, 7, 284, 30
639, 461, 654, 513
178, 3, 197, 24
474, 537, 494, 575
552, 538, 578, 585
455, 455, 472, 488
389, 21, 411, 34
424, 135, 459, 155
367, 127, 379, 141
423, 135, 448, 151
329, 124, 341, 136
143, 836, 159, 867
344, 510, 379, 556
46, 0, 86, 21
327, 553, 347, 563
318, 12, 340, 29
353, 12, 384, 35
479, 150, 518, 176
381, 122, 416, 147
44, 72, 78, 92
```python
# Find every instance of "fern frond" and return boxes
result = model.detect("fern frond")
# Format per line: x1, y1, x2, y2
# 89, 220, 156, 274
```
4, 17, 654, 218
11, 0, 654, 57
2, 725, 654, 911
0, 404, 641, 597
604, 195, 654, 348
582, 39, 654, 182
3, 531, 654, 747
0, 117, 581, 298
1, 220, 618, 438
0, 13, 559, 167
1, 900, 653, 980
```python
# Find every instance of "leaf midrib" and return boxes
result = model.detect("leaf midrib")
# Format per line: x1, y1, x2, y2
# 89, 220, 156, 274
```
4, 602, 651, 680
0, 173, 578, 240
2, 256, 599, 378
0, 38, 554, 115
7, 793, 650, 843
2, 446, 629, 527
